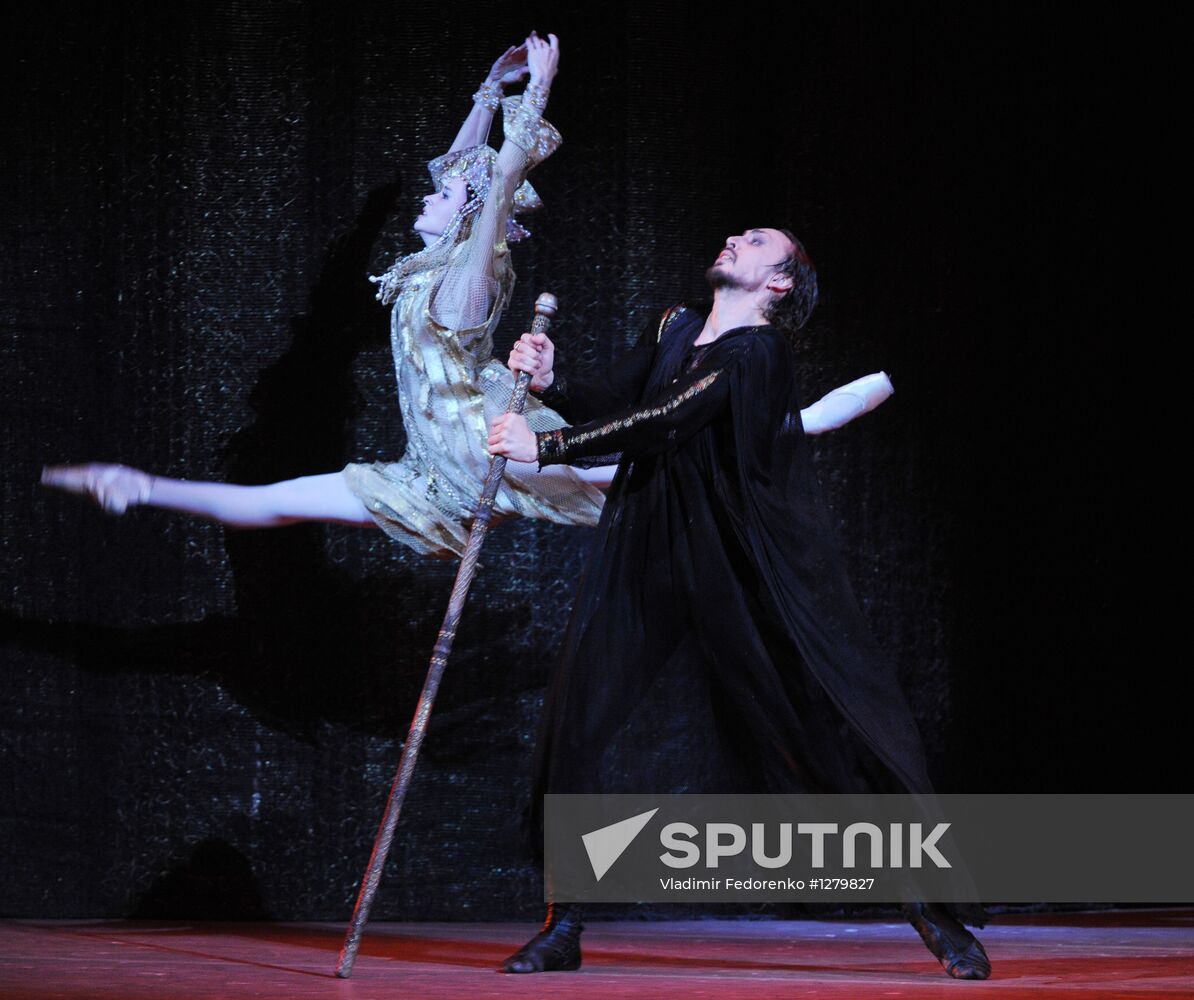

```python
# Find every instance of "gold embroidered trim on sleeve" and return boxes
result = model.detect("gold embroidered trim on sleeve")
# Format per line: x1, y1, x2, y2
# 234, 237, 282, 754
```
564, 369, 723, 450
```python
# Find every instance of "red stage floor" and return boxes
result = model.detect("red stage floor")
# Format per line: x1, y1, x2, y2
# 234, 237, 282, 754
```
2, 910, 1191, 999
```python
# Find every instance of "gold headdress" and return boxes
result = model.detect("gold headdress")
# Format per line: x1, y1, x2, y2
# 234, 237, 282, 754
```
427, 144, 541, 244
369, 95, 562, 305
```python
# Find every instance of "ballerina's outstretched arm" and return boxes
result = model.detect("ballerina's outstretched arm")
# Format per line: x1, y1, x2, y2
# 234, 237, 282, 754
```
429, 32, 560, 333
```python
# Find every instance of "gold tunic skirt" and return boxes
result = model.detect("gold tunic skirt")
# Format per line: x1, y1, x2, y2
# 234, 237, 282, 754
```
342, 266, 605, 560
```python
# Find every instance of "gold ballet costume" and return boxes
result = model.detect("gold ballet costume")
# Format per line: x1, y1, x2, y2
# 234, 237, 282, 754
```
342, 92, 604, 559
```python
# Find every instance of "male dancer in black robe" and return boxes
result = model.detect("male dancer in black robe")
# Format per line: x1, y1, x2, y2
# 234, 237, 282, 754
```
487, 226, 992, 980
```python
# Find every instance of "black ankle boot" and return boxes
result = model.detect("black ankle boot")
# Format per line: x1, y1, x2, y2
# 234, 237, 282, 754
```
501, 902, 584, 973
902, 902, 991, 980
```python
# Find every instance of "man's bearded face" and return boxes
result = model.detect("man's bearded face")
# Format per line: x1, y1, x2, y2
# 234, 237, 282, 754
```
705, 228, 796, 294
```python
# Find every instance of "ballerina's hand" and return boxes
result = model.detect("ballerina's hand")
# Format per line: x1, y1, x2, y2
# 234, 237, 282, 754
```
526, 32, 559, 87
488, 413, 538, 463
507, 331, 555, 392
488, 43, 528, 85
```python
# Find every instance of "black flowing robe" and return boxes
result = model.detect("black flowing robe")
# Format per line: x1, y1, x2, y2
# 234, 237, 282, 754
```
530, 306, 985, 925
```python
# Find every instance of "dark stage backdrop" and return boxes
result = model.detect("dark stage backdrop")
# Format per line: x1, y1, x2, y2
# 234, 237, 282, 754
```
1, 3, 1120, 921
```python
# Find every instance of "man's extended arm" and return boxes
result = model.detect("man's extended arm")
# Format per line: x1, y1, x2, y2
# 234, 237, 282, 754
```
536, 362, 730, 466
493, 339, 751, 466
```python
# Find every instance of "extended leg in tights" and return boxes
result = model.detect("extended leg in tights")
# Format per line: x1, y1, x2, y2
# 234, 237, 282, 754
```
41, 464, 377, 529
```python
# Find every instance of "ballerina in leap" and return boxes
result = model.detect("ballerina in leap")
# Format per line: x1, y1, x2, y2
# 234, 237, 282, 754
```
42, 33, 892, 559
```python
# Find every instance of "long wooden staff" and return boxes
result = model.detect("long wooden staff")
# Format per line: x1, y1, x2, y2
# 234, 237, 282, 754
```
335, 292, 558, 979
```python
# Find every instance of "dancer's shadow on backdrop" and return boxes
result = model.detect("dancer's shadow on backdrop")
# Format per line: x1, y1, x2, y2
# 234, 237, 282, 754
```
11, 177, 563, 747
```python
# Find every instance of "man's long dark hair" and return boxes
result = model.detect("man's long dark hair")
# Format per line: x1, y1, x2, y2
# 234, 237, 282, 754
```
764, 228, 818, 337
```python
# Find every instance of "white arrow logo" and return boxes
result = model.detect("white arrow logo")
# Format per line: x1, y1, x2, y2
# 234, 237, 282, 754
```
581, 808, 659, 881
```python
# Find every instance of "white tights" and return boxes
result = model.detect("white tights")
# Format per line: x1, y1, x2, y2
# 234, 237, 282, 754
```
146, 465, 617, 528
145, 472, 379, 528
49, 463, 617, 529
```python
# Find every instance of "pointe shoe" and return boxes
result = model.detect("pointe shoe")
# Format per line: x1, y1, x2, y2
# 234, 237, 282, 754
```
501, 903, 584, 973
903, 902, 992, 980
41, 463, 153, 516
